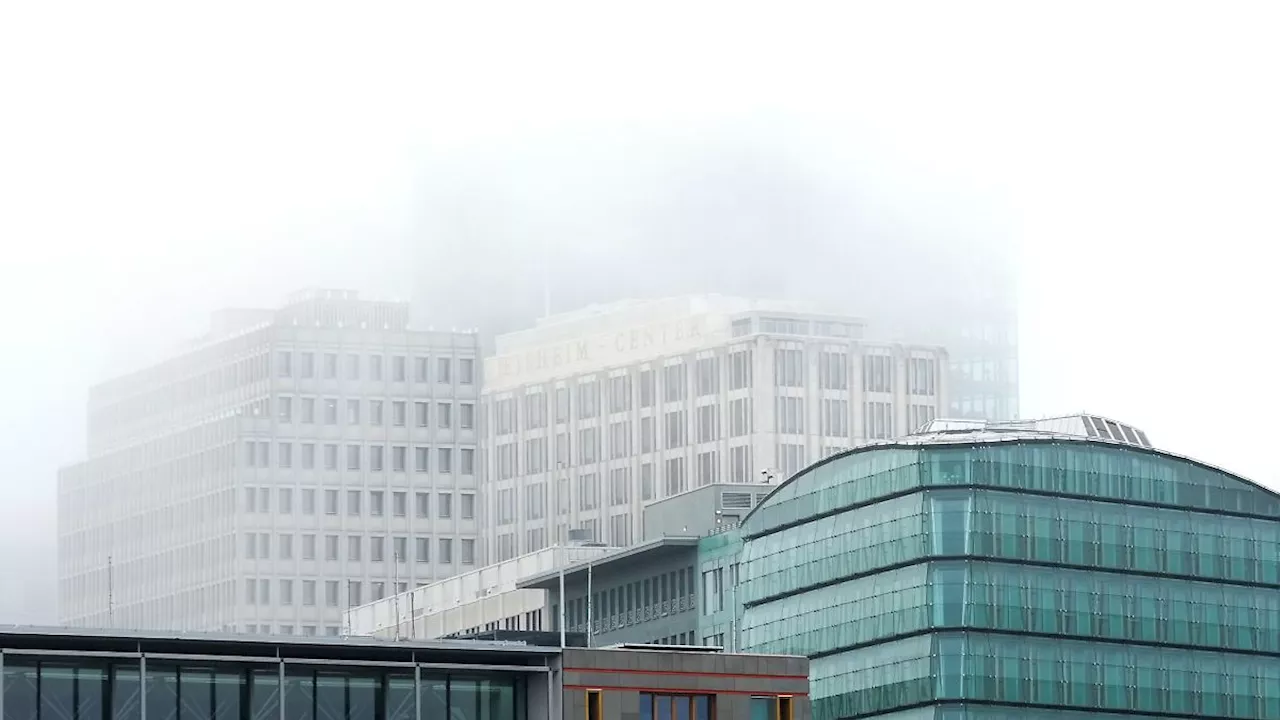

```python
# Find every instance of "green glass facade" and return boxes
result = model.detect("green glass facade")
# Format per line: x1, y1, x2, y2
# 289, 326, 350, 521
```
736, 438, 1280, 719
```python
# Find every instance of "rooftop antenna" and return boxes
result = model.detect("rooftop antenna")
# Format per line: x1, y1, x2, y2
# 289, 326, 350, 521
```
107, 554, 114, 628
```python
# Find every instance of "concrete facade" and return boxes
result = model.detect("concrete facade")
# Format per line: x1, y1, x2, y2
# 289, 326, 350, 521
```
58, 290, 481, 636
481, 295, 948, 563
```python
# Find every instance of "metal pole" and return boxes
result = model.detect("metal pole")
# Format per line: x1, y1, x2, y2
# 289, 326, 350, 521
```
586, 561, 593, 648
556, 467, 566, 648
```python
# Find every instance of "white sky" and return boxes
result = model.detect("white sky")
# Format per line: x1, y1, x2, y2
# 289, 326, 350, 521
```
1, 1, 1278, 622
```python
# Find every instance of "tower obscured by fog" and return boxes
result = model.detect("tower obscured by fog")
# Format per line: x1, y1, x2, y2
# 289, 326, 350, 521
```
412, 131, 1018, 421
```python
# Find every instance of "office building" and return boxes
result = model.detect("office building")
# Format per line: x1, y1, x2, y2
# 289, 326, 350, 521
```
57, 290, 481, 636
735, 415, 1280, 719
0, 626, 810, 719
480, 295, 947, 561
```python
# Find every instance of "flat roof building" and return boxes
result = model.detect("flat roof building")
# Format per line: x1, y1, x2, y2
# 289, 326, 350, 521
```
58, 290, 482, 636
481, 294, 947, 562
0, 626, 809, 719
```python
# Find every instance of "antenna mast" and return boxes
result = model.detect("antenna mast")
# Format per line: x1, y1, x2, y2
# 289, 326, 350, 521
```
107, 554, 115, 628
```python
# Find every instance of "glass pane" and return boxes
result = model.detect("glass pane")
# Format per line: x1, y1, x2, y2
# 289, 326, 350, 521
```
694, 696, 711, 720
145, 664, 179, 720
113, 663, 144, 720
640, 693, 653, 720
674, 695, 691, 720
385, 673, 415, 720
283, 669, 316, 720
451, 677, 516, 720
2, 658, 38, 720
249, 668, 281, 720
420, 675, 448, 719
657, 695, 673, 720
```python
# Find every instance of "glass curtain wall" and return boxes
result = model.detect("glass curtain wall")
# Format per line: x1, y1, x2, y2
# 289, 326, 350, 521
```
1, 656, 521, 720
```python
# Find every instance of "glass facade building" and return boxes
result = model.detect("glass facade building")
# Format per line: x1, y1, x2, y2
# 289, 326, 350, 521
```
737, 431, 1280, 720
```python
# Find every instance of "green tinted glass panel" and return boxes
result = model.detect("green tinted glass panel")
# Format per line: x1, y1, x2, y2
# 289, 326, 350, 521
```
810, 635, 934, 720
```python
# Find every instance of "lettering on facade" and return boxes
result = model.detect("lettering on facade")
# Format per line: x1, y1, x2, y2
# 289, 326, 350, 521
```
485, 316, 720, 388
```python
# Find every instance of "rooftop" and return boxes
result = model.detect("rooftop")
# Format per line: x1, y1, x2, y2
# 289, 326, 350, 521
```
517, 537, 700, 590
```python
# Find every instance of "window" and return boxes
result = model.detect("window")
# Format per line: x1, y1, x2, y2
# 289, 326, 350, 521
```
639, 370, 655, 407
459, 358, 474, 384
303, 580, 316, 606
461, 448, 475, 475
578, 473, 599, 510
820, 351, 849, 390
347, 399, 360, 425
774, 348, 803, 387
301, 398, 316, 424
302, 489, 316, 514
371, 536, 385, 562
416, 492, 430, 518
323, 353, 338, 379
393, 401, 407, 427
776, 396, 804, 434
277, 396, 292, 422
555, 386, 570, 423
324, 398, 338, 424
525, 484, 545, 520
324, 444, 338, 470
302, 534, 316, 560
348, 581, 362, 607
608, 420, 632, 459
587, 690, 603, 720
370, 399, 384, 425
300, 352, 315, 378
609, 513, 631, 546
864, 401, 894, 439
780, 443, 806, 476
729, 398, 751, 437
909, 357, 937, 395
415, 401, 429, 427
439, 538, 453, 564
437, 358, 452, 383
438, 493, 452, 518
609, 468, 631, 506
460, 403, 475, 429
577, 427, 598, 464
640, 416, 655, 453
369, 355, 383, 381
415, 447, 429, 473
728, 349, 752, 390
823, 398, 849, 437
393, 445, 407, 472
640, 694, 713, 720
696, 450, 718, 486
577, 379, 599, 419
347, 490, 361, 515
641, 463, 655, 501
414, 356, 429, 382
461, 539, 476, 564
279, 534, 293, 559
393, 491, 407, 517
438, 402, 453, 429
280, 579, 293, 605
438, 448, 453, 473
348, 535, 362, 561
278, 442, 293, 468
279, 488, 293, 513
664, 410, 687, 448
663, 363, 687, 402
347, 353, 360, 380
393, 536, 407, 563
696, 405, 719, 443
863, 354, 893, 392
609, 374, 632, 413
730, 445, 751, 483
324, 489, 339, 514
664, 457, 686, 495
325, 535, 339, 561
301, 443, 316, 469
370, 445, 385, 472
695, 356, 719, 395
460, 493, 475, 519
415, 537, 430, 563
392, 355, 407, 382
524, 392, 547, 429
370, 490, 384, 516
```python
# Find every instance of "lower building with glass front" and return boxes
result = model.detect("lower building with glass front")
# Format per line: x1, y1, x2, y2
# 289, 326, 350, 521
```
736, 420, 1280, 720
0, 626, 808, 719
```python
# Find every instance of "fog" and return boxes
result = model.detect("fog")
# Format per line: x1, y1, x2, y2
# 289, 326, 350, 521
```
1, 1, 1278, 624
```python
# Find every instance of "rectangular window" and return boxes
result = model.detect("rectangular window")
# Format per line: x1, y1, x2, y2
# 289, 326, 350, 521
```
347, 489, 362, 515
664, 410, 687, 448
639, 369, 655, 407
370, 445, 385, 472
578, 472, 599, 510
437, 358, 452, 383
863, 354, 893, 393
370, 490, 385, 516
348, 535, 362, 561
439, 538, 453, 564
277, 396, 292, 423
371, 536, 385, 562
303, 580, 316, 606
728, 349, 752, 390
324, 444, 338, 470
393, 401, 407, 427
393, 445, 407, 472
776, 396, 804, 434
438, 492, 453, 518
461, 539, 476, 564
641, 463, 655, 501
459, 358, 474, 384
415, 401, 429, 427
587, 690, 603, 720
461, 448, 475, 475
369, 355, 383, 381
279, 534, 293, 560
324, 489, 339, 515
695, 356, 719, 395
696, 405, 719, 443
301, 443, 316, 469
555, 386, 570, 424
392, 355, 407, 382
774, 348, 804, 387
301, 398, 315, 424
302, 489, 316, 514
664, 457, 686, 496
640, 694, 714, 720
279, 488, 293, 513
393, 491, 407, 517
416, 537, 430, 563
438, 447, 453, 473
348, 581, 362, 608
640, 416, 655, 453
415, 492, 429, 518
438, 402, 452, 429
460, 403, 475, 429
663, 363, 687, 402
347, 399, 360, 425
302, 534, 316, 560
323, 353, 338, 379
346, 445, 361, 471
393, 536, 407, 563
577, 427, 598, 464
324, 398, 338, 424
325, 535, 339, 561
347, 353, 360, 380
823, 398, 849, 437
820, 351, 849, 390
370, 399, 384, 426
278, 442, 293, 469
415, 356, 429, 382
460, 493, 475, 519
280, 579, 293, 605
300, 352, 315, 378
